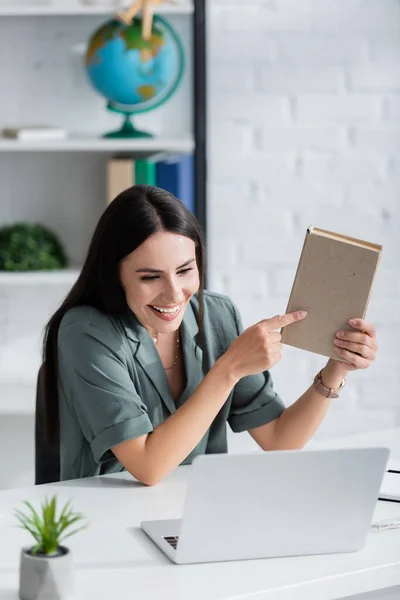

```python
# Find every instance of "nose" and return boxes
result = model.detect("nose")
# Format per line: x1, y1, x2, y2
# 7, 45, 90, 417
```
162, 276, 184, 303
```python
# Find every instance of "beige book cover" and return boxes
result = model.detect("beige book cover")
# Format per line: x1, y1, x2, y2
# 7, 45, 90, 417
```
281, 225, 382, 360
106, 158, 135, 205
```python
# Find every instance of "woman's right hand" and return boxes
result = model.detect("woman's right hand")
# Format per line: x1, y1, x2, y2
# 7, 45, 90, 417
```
221, 311, 308, 381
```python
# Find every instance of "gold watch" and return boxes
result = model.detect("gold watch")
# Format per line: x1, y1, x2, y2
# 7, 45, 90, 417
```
313, 369, 346, 399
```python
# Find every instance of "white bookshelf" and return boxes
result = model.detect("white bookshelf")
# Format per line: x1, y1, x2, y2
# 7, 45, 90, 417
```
0, 135, 195, 152
0, 268, 80, 285
0, 0, 199, 424
0, 1, 193, 16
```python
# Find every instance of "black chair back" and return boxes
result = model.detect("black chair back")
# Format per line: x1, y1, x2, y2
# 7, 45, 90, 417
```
34, 365, 60, 484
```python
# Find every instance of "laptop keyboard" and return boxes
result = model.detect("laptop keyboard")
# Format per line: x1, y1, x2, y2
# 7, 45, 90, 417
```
164, 536, 179, 549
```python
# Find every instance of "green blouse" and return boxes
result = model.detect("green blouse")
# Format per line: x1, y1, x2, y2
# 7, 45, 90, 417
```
57, 291, 285, 480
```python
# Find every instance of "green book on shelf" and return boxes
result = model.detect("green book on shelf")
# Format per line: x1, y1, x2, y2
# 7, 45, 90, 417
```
135, 156, 158, 186
106, 153, 168, 205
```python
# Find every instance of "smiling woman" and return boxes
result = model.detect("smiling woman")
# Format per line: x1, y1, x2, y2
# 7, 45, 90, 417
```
40, 185, 379, 486
120, 235, 199, 337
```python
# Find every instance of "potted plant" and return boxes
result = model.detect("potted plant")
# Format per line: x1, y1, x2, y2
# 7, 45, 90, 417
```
0, 222, 68, 272
14, 495, 86, 600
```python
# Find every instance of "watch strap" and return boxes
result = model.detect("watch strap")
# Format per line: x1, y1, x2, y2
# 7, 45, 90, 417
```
313, 370, 346, 399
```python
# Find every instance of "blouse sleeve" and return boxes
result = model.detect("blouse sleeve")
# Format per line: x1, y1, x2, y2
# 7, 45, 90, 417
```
58, 320, 153, 464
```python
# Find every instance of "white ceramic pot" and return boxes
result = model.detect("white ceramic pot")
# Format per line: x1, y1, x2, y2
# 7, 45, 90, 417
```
19, 546, 73, 600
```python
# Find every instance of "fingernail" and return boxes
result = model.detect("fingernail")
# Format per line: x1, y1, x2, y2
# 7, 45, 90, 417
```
349, 319, 357, 326
299, 311, 308, 318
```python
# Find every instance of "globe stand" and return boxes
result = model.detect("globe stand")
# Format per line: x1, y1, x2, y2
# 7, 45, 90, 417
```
103, 103, 152, 139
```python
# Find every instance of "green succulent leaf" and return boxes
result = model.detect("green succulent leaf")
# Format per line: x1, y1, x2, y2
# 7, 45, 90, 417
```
60, 525, 87, 543
13, 495, 86, 556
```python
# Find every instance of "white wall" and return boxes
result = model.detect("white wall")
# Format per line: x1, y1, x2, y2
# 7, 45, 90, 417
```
208, 0, 400, 450
1, 0, 400, 487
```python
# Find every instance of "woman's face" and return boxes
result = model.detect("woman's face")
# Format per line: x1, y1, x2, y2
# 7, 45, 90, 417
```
119, 231, 200, 337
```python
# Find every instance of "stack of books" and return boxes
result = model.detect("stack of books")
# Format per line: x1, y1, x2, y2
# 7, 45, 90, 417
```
106, 153, 195, 214
2, 126, 67, 140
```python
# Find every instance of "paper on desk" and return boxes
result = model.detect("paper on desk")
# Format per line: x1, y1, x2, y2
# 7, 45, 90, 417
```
388, 457, 400, 472
379, 471, 400, 502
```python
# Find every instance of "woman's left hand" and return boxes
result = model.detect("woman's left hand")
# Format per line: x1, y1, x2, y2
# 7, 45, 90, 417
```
333, 318, 378, 371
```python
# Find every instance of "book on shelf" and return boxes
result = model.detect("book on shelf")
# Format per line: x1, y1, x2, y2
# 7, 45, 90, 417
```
281, 225, 382, 360
2, 126, 67, 140
106, 158, 134, 206
106, 153, 195, 214
106, 154, 160, 204
135, 155, 158, 187
156, 153, 195, 214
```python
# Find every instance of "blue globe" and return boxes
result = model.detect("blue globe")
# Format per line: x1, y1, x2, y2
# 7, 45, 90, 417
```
84, 16, 184, 137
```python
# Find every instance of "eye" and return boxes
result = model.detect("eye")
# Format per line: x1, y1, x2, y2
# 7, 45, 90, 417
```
140, 267, 194, 282
177, 267, 194, 276
140, 275, 160, 281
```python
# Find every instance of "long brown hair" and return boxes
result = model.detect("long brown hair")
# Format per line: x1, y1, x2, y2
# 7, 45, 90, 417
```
42, 185, 206, 447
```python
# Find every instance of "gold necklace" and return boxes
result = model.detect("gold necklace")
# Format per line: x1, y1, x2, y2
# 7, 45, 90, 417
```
153, 332, 180, 371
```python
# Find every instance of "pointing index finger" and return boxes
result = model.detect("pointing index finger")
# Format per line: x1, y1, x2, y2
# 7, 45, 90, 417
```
266, 311, 307, 332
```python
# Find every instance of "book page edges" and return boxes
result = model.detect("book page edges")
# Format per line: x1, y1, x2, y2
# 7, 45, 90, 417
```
360, 248, 382, 319
311, 226, 382, 253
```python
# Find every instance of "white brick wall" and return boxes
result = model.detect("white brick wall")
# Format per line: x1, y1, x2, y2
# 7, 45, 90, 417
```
208, 0, 400, 444
1, 0, 400, 486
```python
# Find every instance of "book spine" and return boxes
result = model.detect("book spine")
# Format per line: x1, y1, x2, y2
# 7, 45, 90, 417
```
179, 154, 195, 214
156, 154, 195, 214
135, 158, 156, 186
156, 158, 179, 198
106, 158, 134, 205
281, 228, 312, 343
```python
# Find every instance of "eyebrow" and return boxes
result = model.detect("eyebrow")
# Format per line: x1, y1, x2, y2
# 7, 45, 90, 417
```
135, 258, 196, 274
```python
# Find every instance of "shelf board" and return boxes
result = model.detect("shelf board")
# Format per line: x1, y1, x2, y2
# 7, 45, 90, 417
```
0, 1, 193, 16
0, 135, 195, 152
0, 268, 80, 285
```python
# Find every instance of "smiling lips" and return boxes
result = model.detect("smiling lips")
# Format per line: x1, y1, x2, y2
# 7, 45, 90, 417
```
152, 305, 180, 314
149, 304, 182, 321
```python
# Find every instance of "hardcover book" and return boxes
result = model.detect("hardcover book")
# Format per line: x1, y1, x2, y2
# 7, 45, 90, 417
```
281, 225, 382, 359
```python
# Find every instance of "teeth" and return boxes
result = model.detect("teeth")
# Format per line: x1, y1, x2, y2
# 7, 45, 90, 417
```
152, 305, 180, 314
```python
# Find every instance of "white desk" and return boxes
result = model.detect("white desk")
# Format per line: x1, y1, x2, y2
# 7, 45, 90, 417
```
308, 428, 400, 468
0, 429, 400, 600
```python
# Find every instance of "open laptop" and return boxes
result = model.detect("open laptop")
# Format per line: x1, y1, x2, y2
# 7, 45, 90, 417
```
140, 446, 389, 564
